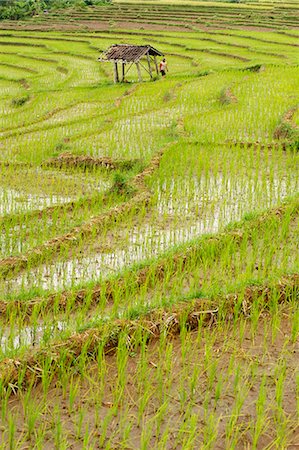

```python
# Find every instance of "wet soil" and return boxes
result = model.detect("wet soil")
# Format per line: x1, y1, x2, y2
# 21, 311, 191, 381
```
3, 309, 298, 449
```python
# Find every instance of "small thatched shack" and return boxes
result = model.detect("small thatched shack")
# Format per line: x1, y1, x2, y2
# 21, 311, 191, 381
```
98, 44, 164, 83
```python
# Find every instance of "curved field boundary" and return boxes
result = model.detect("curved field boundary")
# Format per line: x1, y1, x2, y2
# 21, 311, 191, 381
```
0, 52, 58, 65
0, 102, 111, 139
65, 85, 183, 145
192, 36, 287, 60
1, 3, 297, 32
1, 84, 136, 135
0, 152, 141, 227
0, 33, 89, 44
174, 34, 288, 60
0, 62, 38, 74
50, 50, 95, 62
278, 31, 299, 38
166, 52, 194, 61
274, 106, 299, 141
227, 141, 289, 150
0, 76, 30, 90
0, 40, 46, 48
60, 30, 288, 63
135, 34, 251, 62
0, 198, 298, 321
186, 47, 250, 62
0, 143, 175, 279
0, 195, 149, 277
0, 190, 105, 228
1, 273, 298, 391
207, 30, 299, 48
0, 99, 109, 135
0, 161, 33, 168
43, 152, 141, 171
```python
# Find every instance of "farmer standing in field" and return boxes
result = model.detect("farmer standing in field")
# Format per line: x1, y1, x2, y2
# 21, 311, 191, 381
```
159, 58, 168, 77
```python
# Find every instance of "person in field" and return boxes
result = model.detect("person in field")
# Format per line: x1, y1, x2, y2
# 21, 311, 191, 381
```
159, 58, 168, 77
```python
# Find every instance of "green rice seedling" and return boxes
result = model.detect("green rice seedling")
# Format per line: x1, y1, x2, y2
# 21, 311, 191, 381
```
120, 420, 132, 448
154, 399, 169, 440
75, 405, 86, 441
1, 385, 12, 422
68, 376, 80, 414
291, 307, 299, 343
53, 405, 65, 449
137, 384, 152, 427
252, 374, 269, 448
41, 356, 55, 399
157, 424, 171, 449
114, 332, 129, 408
139, 418, 154, 449
33, 422, 47, 450
25, 398, 42, 441
7, 413, 16, 450
202, 412, 219, 449
225, 387, 249, 448
97, 408, 115, 448
275, 361, 287, 418
270, 307, 282, 343
181, 413, 199, 448
189, 362, 201, 401
214, 374, 223, 410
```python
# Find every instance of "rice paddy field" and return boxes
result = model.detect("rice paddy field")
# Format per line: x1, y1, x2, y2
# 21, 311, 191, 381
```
0, 0, 299, 448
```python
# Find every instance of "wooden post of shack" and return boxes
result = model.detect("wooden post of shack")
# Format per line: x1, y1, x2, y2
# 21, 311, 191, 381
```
146, 52, 152, 78
121, 62, 125, 82
153, 55, 159, 75
113, 62, 119, 83
136, 62, 142, 82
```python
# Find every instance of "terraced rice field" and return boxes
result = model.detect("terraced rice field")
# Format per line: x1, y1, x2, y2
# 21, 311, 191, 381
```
0, 1, 299, 448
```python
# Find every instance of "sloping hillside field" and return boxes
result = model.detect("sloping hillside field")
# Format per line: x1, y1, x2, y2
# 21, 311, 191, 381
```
0, 1, 299, 448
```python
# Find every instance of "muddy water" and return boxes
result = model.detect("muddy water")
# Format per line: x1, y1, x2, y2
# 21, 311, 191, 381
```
0, 300, 143, 352
2, 172, 299, 295
157, 174, 299, 227
0, 320, 67, 353
0, 170, 111, 217
0, 187, 73, 216
0, 171, 111, 256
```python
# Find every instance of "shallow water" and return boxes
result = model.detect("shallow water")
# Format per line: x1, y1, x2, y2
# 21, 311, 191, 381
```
0, 320, 67, 353
0, 168, 111, 217
2, 171, 299, 295
0, 186, 73, 216
157, 174, 298, 223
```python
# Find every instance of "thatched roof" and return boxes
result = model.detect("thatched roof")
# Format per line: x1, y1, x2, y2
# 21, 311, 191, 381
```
98, 44, 163, 63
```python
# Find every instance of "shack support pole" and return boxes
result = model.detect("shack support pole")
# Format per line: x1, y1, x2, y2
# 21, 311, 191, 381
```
121, 62, 125, 82
113, 62, 119, 83
146, 52, 152, 78
154, 55, 159, 75
136, 62, 142, 82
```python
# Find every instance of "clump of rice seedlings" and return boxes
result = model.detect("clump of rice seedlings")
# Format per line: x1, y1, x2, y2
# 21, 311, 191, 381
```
11, 94, 30, 107
274, 119, 299, 149
109, 171, 135, 196
219, 87, 237, 105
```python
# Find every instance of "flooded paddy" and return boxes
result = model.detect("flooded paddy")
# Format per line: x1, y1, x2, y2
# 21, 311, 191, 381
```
0, 186, 73, 216
0, 320, 67, 354
0, 166, 111, 216
3, 166, 298, 295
